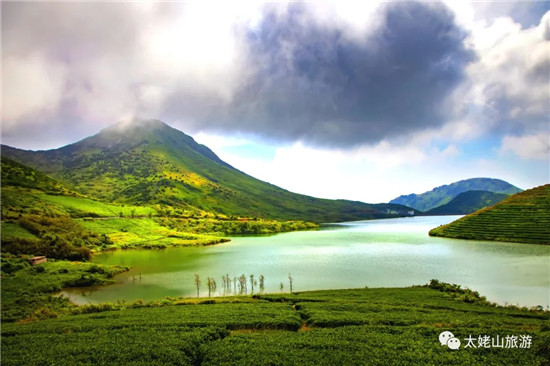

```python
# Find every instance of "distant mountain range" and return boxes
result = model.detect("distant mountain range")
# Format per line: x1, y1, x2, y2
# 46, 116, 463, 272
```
425, 190, 510, 215
1, 119, 412, 223
390, 178, 522, 212
429, 185, 550, 244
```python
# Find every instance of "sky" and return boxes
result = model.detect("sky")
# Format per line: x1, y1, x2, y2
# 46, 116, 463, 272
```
2, 1, 549, 203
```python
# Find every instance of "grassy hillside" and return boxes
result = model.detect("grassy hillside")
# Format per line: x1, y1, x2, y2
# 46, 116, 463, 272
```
426, 190, 510, 215
1, 119, 412, 223
1, 187, 316, 255
1, 159, 317, 258
429, 185, 550, 244
390, 178, 522, 212
0, 156, 69, 195
2, 283, 548, 365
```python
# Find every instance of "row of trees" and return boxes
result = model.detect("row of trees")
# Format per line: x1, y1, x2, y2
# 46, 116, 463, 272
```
193, 273, 293, 298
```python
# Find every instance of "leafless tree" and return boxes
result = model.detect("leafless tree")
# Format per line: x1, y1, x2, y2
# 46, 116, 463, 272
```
207, 277, 215, 297
194, 274, 201, 298
288, 273, 293, 293
238, 274, 247, 294
259, 275, 265, 293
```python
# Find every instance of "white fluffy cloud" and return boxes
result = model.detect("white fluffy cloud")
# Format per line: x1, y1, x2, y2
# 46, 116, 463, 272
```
500, 134, 550, 160
444, 9, 549, 143
196, 132, 470, 202
468, 12, 549, 124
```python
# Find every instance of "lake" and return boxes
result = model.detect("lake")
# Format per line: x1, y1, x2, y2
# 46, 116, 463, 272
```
62, 216, 550, 307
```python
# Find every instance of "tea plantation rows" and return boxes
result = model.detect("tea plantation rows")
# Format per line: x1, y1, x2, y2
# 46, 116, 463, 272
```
2, 287, 549, 365
430, 184, 550, 244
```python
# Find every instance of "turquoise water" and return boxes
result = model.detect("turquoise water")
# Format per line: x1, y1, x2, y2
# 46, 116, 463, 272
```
62, 216, 550, 307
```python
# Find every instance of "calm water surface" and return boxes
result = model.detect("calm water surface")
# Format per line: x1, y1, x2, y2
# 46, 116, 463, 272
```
63, 216, 550, 307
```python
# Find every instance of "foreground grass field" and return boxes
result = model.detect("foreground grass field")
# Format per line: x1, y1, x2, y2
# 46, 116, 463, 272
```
2, 286, 548, 365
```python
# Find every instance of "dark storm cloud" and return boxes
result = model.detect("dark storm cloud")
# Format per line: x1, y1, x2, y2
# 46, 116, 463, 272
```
170, 2, 475, 147
0, 1, 475, 149
2, 1, 482, 150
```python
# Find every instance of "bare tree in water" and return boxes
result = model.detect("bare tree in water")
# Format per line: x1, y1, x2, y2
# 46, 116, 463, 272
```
207, 277, 214, 297
288, 273, 293, 293
224, 274, 231, 293
238, 274, 247, 294
259, 275, 265, 293
194, 274, 201, 298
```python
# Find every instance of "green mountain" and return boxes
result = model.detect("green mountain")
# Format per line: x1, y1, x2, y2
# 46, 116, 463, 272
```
1, 119, 411, 223
425, 190, 510, 215
390, 178, 522, 212
429, 184, 550, 244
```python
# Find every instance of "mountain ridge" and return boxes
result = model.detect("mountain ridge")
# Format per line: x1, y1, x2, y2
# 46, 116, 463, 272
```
390, 178, 522, 212
1, 119, 235, 174
425, 190, 510, 215
1, 119, 413, 223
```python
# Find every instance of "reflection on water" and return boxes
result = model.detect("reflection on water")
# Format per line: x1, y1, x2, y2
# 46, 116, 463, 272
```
61, 216, 550, 307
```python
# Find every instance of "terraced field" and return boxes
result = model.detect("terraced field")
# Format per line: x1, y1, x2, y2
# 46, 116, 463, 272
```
429, 185, 550, 244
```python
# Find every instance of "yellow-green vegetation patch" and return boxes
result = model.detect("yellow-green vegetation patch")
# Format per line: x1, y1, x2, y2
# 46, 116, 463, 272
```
38, 194, 157, 218
157, 217, 319, 235
80, 218, 169, 235
78, 216, 315, 251
79, 218, 229, 249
